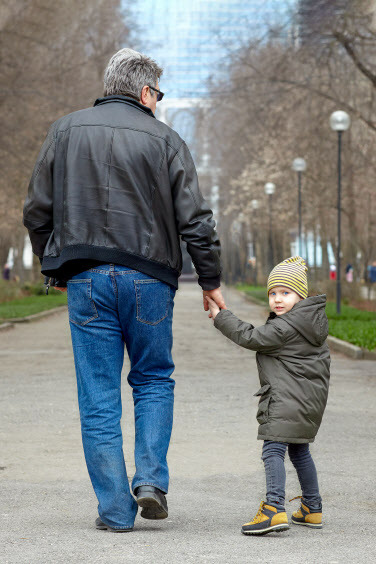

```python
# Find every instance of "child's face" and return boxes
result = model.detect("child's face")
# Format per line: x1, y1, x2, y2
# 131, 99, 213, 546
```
268, 286, 302, 315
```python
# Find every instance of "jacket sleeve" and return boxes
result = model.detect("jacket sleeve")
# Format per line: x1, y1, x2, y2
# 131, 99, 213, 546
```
23, 124, 55, 259
214, 310, 287, 353
169, 141, 221, 290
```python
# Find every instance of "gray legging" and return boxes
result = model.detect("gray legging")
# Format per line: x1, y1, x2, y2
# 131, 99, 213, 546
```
262, 441, 322, 511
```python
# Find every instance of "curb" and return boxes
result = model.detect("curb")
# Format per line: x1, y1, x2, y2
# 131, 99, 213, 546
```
324, 336, 375, 360
326, 335, 363, 359
361, 349, 376, 361
0, 322, 15, 332
1, 305, 68, 324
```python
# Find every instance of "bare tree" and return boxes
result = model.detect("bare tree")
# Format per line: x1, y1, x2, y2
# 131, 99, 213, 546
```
0, 0, 133, 281
205, 0, 376, 284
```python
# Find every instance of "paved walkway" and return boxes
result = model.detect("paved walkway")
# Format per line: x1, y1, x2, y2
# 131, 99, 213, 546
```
0, 283, 375, 563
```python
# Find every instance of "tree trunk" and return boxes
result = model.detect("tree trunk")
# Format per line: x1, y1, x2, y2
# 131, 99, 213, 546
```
320, 233, 330, 281
0, 236, 11, 272
313, 224, 318, 283
344, 132, 359, 276
11, 226, 27, 283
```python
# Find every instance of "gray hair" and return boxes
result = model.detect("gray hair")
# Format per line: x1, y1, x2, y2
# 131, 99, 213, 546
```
103, 48, 163, 99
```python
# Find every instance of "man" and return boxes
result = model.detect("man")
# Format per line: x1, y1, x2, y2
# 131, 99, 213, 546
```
23, 48, 224, 532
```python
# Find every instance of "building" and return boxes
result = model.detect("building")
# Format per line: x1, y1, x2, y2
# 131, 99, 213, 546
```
131, 0, 293, 99
130, 1, 297, 272
131, 0, 295, 150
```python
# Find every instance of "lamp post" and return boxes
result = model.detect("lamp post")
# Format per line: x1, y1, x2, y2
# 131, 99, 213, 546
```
251, 199, 259, 285
292, 158, 306, 256
264, 182, 276, 272
238, 212, 248, 281
330, 111, 351, 315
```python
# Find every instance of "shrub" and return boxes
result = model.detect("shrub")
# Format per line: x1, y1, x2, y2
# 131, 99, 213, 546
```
0, 280, 24, 303
21, 281, 48, 295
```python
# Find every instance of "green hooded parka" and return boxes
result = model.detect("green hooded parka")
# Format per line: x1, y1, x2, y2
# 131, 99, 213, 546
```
214, 295, 330, 443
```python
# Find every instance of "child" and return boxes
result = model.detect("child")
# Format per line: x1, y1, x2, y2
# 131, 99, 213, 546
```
206, 256, 330, 536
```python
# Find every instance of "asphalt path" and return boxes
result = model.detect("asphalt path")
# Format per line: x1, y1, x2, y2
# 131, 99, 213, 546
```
0, 282, 375, 563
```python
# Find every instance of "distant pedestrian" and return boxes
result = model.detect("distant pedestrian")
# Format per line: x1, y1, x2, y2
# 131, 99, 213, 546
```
345, 264, 353, 283
368, 262, 376, 283
2, 263, 10, 281
206, 256, 330, 535
329, 264, 336, 280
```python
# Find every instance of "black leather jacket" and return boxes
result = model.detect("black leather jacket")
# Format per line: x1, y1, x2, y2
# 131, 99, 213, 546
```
23, 95, 221, 290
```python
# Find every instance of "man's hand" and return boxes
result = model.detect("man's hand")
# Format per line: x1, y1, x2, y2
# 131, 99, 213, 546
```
54, 287, 67, 292
202, 287, 226, 312
205, 296, 220, 320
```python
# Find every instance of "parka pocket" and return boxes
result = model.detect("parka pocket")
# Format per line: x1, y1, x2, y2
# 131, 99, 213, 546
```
254, 384, 271, 425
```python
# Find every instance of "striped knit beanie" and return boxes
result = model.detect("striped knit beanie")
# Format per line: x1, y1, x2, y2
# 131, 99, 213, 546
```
267, 256, 308, 299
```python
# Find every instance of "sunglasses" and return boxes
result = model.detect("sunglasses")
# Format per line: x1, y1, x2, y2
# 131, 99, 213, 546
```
148, 85, 164, 102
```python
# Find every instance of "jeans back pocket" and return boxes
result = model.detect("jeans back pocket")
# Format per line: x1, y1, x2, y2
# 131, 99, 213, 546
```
134, 279, 170, 325
67, 279, 98, 326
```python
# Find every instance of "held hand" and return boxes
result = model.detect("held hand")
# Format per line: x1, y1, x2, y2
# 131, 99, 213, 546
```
202, 287, 226, 312
205, 295, 220, 319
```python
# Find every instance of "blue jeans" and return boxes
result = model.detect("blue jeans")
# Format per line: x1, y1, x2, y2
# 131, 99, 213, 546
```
262, 441, 322, 511
67, 264, 176, 529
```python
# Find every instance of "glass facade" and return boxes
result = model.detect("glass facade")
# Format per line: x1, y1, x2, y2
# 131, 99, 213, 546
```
128, 1, 296, 160
130, 0, 296, 99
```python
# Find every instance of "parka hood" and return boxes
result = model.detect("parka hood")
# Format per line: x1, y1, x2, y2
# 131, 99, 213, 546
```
281, 294, 328, 346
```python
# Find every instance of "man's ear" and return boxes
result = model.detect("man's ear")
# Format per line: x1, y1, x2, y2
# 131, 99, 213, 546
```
140, 85, 149, 104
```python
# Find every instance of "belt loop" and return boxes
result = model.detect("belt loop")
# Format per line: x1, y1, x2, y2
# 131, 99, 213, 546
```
109, 263, 114, 272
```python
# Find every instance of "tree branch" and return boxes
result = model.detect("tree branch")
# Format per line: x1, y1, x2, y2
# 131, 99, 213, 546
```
333, 31, 376, 88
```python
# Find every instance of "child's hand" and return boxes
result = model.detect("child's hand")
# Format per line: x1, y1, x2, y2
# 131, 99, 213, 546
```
205, 296, 220, 320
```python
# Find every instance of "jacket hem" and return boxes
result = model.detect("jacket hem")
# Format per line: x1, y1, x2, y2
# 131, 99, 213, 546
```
41, 245, 180, 288
257, 434, 314, 444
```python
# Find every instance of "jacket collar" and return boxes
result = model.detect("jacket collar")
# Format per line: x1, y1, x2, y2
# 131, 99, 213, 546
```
93, 95, 155, 118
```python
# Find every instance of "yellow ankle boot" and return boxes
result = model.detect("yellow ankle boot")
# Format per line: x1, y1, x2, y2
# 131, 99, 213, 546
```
242, 501, 289, 535
290, 496, 322, 528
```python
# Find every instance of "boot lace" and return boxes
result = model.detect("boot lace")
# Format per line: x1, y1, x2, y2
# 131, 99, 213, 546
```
250, 501, 266, 524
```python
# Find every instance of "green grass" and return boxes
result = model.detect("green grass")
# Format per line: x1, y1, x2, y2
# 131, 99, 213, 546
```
0, 293, 67, 321
328, 320, 376, 351
236, 284, 376, 351
325, 302, 376, 322
326, 303, 376, 351
236, 284, 269, 305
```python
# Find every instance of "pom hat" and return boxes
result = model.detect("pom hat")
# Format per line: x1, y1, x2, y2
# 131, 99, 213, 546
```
267, 256, 308, 299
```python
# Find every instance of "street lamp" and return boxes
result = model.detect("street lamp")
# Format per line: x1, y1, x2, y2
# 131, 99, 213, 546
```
292, 158, 306, 257
264, 182, 276, 272
251, 199, 259, 285
330, 110, 351, 315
